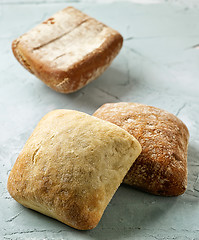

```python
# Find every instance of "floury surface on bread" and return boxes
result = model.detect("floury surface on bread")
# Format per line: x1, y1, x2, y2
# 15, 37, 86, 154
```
7, 109, 141, 230
12, 7, 123, 93
93, 102, 189, 196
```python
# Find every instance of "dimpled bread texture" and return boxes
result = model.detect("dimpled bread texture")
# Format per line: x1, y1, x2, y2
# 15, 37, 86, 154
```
12, 6, 123, 93
7, 109, 141, 230
93, 102, 189, 196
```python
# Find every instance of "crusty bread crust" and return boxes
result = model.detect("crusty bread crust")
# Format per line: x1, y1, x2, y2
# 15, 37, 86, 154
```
7, 110, 141, 230
12, 7, 123, 93
93, 102, 189, 196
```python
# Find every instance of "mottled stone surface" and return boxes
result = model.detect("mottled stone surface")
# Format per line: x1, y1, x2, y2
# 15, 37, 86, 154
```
0, 0, 199, 239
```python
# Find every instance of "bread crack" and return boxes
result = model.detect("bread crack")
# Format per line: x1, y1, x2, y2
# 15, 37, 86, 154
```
32, 18, 90, 51
32, 146, 41, 164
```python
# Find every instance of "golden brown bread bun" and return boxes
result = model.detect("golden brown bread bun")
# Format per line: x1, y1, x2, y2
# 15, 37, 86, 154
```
7, 109, 141, 230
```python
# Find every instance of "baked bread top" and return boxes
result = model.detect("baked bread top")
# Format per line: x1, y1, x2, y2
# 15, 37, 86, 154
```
7, 109, 141, 230
93, 102, 189, 196
12, 7, 123, 93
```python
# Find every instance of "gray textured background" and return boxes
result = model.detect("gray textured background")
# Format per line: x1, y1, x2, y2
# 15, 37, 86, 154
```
0, 0, 199, 239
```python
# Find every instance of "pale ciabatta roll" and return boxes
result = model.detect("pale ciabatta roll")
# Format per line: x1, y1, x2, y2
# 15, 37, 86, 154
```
93, 102, 189, 196
12, 7, 123, 93
7, 110, 141, 230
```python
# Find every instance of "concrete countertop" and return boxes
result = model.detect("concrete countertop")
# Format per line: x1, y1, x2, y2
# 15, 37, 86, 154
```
0, 0, 199, 239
